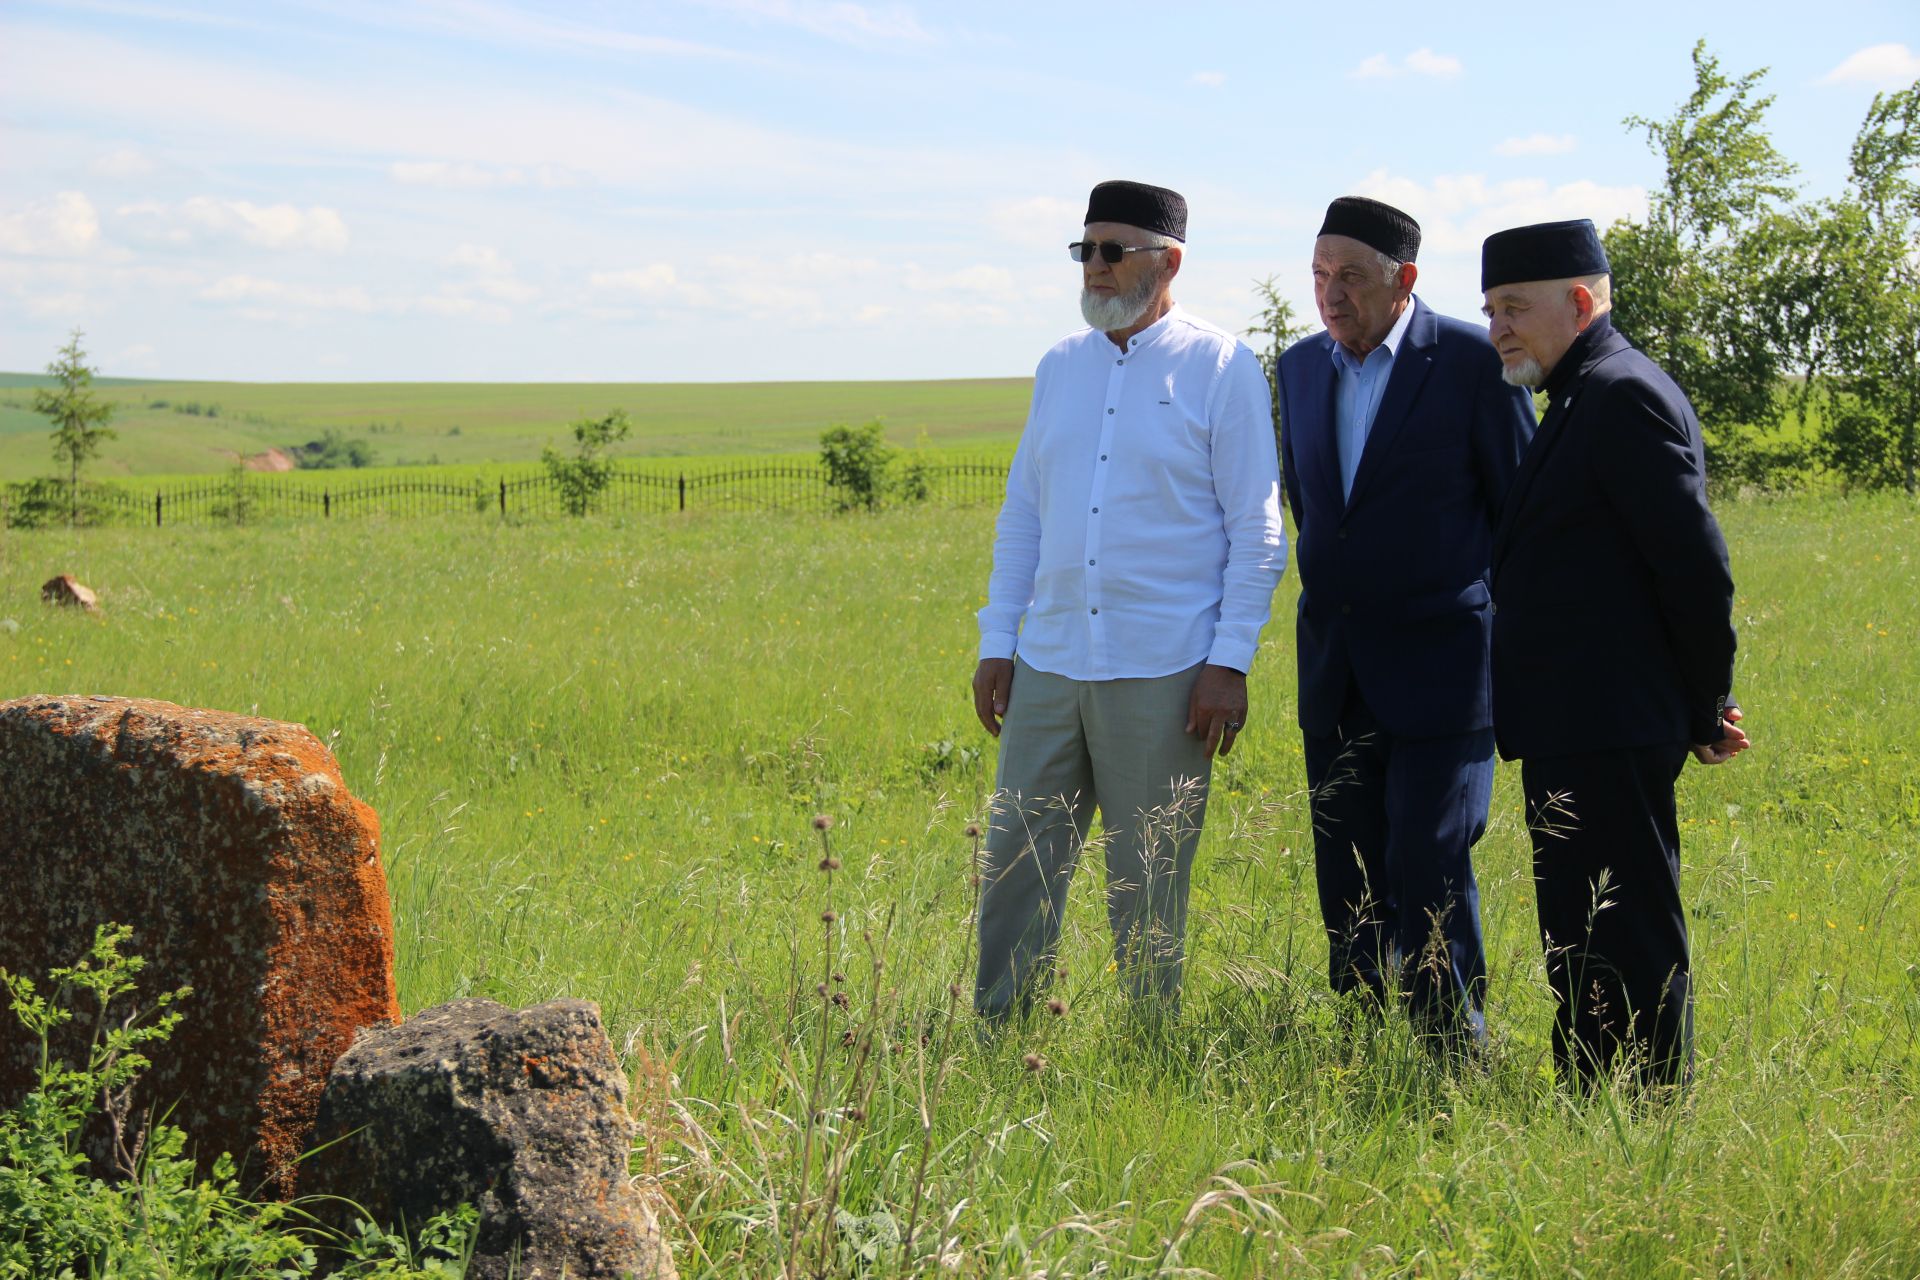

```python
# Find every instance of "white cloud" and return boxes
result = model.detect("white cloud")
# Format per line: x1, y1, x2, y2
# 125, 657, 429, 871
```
199, 273, 511, 322
1191, 70, 1226, 87
590, 264, 682, 296
986, 195, 1084, 252
1495, 133, 1577, 157
120, 198, 349, 252
1350, 48, 1462, 80
696, 0, 934, 45
90, 147, 158, 178
904, 264, 1017, 294
0, 192, 101, 257
446, 243, 512, 274
1819, 43, 1920, 88
389, 160, 575, 189
1353, 168, 1645, 254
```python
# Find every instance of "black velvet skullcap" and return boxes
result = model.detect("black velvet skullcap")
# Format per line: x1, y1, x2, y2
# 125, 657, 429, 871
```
1084, 180, 1188, 242
1481, 218, 1611, 290
1317, 196, 1421, 263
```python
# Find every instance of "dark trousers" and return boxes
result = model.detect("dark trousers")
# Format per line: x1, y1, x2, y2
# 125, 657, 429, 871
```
1522, 745, 1693, 1089
1303, 683, 1495, 1045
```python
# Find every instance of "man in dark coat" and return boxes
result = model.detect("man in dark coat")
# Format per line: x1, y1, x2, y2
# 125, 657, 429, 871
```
1480, 218, 1750, 1089
1276, 197, 1536, 1049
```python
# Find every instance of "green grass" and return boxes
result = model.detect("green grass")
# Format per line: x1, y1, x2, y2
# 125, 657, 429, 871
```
0, 376, 1033, 481
6, 495, 1918, 1276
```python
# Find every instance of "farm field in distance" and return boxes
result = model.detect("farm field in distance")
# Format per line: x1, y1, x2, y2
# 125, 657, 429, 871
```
8, 494, 1918, 1276
0, 372, 1033, 480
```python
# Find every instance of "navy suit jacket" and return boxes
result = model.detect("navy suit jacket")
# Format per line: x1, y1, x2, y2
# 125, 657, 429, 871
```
1278, 297, 1536, 740
1490, 317, 1736, 760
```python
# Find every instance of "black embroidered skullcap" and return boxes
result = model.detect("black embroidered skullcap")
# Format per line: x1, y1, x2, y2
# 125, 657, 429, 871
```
1084, 180, 1188, 242
1317, 196, 1421, 263
1481, 219, 1611, 290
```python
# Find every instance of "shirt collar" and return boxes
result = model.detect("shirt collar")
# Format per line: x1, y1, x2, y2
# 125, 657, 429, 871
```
1542, 313, 1613, 399
1330, 296, 1416, 372
1118, 302, 1183, 354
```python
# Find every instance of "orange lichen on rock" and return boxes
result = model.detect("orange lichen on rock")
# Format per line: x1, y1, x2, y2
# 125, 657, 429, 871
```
0, 694, 400, 1197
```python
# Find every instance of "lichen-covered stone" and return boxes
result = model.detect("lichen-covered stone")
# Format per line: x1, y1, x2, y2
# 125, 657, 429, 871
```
310, 998, 675, 1280
0, 694, 400, 1197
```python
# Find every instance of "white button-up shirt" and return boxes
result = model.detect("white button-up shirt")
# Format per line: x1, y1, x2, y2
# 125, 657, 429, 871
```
978, 306, 1287, 680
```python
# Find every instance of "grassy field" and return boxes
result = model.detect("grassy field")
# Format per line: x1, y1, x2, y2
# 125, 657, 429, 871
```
6, 495, 1919, 1276
0, 374, 1033, 480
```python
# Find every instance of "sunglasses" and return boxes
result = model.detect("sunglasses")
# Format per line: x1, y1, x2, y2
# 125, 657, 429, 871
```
1068, 240, 1170, 265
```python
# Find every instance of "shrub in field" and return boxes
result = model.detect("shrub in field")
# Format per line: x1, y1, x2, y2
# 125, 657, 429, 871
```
291, 429, 379, 470
820, 420, 895, 512
542, 409, 632, 516
2, 477, 117, 529
0, 924, 475, 1278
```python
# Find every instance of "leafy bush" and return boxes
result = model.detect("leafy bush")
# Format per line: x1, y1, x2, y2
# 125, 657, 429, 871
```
3, 477, 119, 530
291, 430, 379, 470
0, 924, 475, 1277
820, 420, 895, 512
542, 409, 631, 517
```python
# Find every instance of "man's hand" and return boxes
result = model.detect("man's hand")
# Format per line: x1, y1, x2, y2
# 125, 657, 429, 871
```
1186, 664, 1248, 758
1692, 705, 1750, 765
972, 658, 1016, 737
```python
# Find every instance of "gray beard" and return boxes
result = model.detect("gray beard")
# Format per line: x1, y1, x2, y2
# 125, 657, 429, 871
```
1501, 357, 1546, 388
1080, 270, 1163, 331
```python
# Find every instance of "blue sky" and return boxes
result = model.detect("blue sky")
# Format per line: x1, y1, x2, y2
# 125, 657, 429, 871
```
1, 0, 1915, 382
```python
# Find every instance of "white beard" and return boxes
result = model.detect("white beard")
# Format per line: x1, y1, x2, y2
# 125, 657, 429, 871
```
1500, 357, 1546, 388
1080, 268, 1163, 331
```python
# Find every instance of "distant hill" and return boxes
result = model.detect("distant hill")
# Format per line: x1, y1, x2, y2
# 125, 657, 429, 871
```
0, 375, 1032, 480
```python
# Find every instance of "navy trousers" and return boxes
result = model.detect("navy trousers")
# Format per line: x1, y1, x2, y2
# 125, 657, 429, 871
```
1303, 682, 1495, 1045
1522, 745, 1693, 1089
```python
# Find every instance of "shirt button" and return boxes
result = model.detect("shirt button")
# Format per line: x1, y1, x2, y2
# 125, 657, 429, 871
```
1091, 507, 1099, 513
1090, 608, 1099, 615
1088, 558, 1096, 565
1107, 408, 1115, 414
1117, 359, 1124, 365
1100, 454, 1108, 461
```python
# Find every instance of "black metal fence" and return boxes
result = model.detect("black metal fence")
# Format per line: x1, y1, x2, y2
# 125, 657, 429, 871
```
2, 460, 1011, 528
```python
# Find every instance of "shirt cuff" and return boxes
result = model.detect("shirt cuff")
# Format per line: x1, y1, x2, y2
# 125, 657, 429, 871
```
1207, 639, 1255, 674
979, 632, 1017, 662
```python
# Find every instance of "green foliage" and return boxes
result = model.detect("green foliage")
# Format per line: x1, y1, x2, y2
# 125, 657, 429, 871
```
0, 926, 476, 1278
540, 409, 631, 516
209, 464, 257, 527
31, 330, 117, 527
819, 419, 895, 512
292, 429, 379, 470
3, 477, 116, 529
1245, 275, 1313, 434
1603, 41, 1800, 483
1799, 86, 1920, 494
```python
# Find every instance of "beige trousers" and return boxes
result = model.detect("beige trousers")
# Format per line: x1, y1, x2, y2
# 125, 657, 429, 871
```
975, 656, 1213, 1021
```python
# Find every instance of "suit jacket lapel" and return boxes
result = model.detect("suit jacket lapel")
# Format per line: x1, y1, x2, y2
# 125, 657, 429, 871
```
1344, 299, 1435, 511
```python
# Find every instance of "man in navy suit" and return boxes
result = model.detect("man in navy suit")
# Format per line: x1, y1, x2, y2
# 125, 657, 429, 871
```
1276, 197, 1536, 1050
1480, 219, 1749, 1089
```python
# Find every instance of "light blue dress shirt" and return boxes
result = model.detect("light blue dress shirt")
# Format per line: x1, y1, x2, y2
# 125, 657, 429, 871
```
1330, 300, 1416, 500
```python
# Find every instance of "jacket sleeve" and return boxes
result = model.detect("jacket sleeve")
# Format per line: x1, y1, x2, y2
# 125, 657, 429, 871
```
1206, 344, 1288, 673
1276, 351, 1304, 532
1589, 372, 1737, 743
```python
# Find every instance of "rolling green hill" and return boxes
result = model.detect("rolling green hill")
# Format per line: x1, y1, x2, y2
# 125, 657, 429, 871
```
0, 375, 1033, 480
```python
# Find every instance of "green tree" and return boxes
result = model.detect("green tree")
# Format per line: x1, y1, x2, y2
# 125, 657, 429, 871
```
541, 409, 631, 516
1801, 85, 1920, 493
1602, 41, 1800, 481
1245, 275, 1313, 436
32, 330, 117, 528
819, 420, 895, 512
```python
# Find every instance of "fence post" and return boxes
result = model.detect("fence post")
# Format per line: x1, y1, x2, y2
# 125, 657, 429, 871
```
499, 478, 507, 517
678, 474, 686, 512
154, 491, 163, 528
323, 490, 331, 518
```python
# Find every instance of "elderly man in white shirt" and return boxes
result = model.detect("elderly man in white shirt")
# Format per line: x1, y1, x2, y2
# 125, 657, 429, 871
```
971, 179, 1287, 1025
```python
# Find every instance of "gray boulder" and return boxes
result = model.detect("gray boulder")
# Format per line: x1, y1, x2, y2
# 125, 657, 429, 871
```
308, 998, 675, 1279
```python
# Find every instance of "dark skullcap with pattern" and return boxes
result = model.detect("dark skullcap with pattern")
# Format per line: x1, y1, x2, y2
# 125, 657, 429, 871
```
1481, 219, 1611, 290
1084, 180, 1188, 242
1317, 196, 1421, 263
